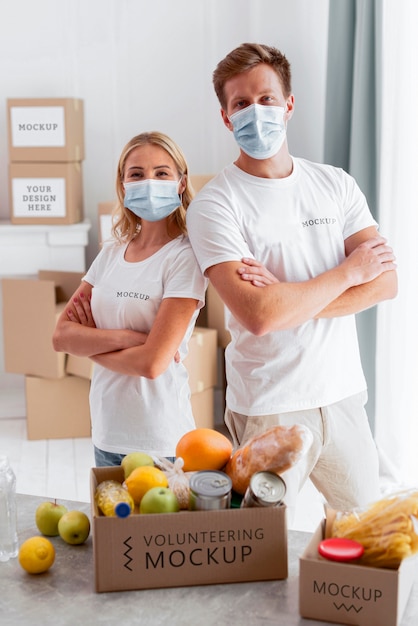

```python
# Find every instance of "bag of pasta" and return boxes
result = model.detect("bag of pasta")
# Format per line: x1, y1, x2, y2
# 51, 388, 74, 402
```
330, 489, 418, 569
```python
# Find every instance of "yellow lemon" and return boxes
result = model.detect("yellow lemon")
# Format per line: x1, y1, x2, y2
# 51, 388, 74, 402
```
124, 466, 168, 504
18, 536, 55, 574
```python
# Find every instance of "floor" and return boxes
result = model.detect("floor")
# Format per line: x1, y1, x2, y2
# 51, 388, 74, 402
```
0, 387, 325, 533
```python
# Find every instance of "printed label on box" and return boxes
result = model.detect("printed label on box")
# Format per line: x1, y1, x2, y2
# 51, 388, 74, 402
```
10, 106, 65, 147
12, 177, 66, 217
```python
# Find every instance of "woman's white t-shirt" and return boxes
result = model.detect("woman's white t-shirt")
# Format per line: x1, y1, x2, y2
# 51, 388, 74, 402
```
186, 158, 377, 415
83, 235, 207, 457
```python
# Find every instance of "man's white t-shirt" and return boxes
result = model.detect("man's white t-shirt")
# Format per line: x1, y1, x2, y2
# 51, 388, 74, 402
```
186, 158, 377, 416
83, 235, 207, 457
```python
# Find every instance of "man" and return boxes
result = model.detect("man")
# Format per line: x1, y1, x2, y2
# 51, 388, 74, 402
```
186, 43, 397, 514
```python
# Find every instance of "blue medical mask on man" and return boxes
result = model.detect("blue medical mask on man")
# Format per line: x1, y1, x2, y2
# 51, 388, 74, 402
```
229, 104, 287, 160
123, 178, 182, 222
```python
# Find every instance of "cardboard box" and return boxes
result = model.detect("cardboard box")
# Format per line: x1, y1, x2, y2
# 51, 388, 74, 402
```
66, 353, 94, 380
7, 97, 84, 162
299, 520, 417, 626
2, 270, 83, 379
98, 201, 116, 245
90, 465, 287, 592
183, 327, 217, 394
9, 161, 84, 225
206, 283, 231, 349
191, 387, 214, 429
25, 374, 91, 440
190, 174, 214, 193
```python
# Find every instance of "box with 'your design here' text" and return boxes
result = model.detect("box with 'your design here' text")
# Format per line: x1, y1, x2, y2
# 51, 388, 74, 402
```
90, 466, 287, 592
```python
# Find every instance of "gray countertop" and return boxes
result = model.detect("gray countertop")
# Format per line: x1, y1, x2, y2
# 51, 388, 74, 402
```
1, 493, 418, 625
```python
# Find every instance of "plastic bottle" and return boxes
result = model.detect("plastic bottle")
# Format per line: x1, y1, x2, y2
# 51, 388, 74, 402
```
0, 455, 19, 562
95, 480, 134, 518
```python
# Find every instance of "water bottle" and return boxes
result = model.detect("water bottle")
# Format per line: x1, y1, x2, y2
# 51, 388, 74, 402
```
95, 480, 134, 518
0, 456, 19, 562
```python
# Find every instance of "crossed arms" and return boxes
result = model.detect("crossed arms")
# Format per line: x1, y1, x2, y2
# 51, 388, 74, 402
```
206, 226, 397, 335
52, 283, 198, 378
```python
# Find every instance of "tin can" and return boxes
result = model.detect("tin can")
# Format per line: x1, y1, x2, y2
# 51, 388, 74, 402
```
189, 470, 232, 511
240, 471, 286, 508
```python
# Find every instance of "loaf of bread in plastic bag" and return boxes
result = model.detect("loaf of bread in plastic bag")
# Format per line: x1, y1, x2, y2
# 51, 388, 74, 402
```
225, 424, 313, 495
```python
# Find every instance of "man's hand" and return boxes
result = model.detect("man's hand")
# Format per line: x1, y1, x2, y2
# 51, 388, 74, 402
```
237, 257, 280, 287
341, 236, 396, 286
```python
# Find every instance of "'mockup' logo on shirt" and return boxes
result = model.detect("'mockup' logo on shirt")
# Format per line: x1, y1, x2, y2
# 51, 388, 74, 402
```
302, 217, 337, 227
116, 291, 150, 300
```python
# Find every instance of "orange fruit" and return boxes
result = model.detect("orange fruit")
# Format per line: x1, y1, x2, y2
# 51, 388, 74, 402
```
18, 536, 55, 574
124, 465, 168, 504
176, 428, 233, 472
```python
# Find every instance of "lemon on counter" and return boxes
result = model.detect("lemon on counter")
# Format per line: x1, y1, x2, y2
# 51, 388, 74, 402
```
18, 536, 55, 574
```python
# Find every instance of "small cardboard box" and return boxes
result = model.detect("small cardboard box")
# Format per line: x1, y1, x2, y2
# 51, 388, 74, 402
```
7, 97, 84, 162
206, 283, 231, 349
191, 387, 214, 429
98, 201, 116, 245
183, 327, 217, 394
2, 270, 83, 379
26, 374, 91, 440
66, 353, 94, 380
91, 466, 287, 592
299, 520, 417, 626
190, 174, 214, 193
9, 161, 84, 225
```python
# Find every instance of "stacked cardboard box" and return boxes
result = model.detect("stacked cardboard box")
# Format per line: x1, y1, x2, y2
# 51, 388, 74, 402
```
183, 327, 217, 428
7, 98, 85, 225
1, 270, 91, 440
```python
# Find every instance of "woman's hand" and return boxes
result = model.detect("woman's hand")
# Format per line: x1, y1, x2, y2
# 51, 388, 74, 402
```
237, 257, 280, 287
67, 292, 96, 327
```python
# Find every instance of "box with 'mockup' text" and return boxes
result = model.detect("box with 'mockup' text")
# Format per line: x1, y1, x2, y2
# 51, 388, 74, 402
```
299, 519, 417, 626
91, 466, 287, 592
7, 97, 84, 162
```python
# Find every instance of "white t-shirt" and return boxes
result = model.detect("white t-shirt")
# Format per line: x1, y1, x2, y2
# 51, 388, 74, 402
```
83, 235, 207, 457
186, 158, 377, 415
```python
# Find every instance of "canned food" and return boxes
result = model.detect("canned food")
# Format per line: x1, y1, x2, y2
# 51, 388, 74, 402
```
240, 471, 286, 508
189, 470, 232, 511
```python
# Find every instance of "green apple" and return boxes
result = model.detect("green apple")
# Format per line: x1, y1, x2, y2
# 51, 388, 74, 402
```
35, 500, 68, 536
58, 510, 90, 545
139, 487, 180, 514
121, 451, 154, 479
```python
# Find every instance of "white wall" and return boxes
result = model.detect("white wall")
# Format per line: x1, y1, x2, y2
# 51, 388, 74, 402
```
0, 0, 329, 266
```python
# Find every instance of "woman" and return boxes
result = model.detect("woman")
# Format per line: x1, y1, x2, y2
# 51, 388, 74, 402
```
53, 131, 207, 466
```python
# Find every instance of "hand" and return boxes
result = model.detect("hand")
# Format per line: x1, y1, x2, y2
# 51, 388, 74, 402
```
237, 257, 280, 287
342, 236, 397, 286
67, 292, 96, 327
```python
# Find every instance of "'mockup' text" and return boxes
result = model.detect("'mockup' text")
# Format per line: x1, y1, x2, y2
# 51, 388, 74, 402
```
141, 527, 264, 570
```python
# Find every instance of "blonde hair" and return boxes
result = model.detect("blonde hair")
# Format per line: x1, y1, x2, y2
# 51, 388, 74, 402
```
112, 131, 193, 242
213, 43, 292, 110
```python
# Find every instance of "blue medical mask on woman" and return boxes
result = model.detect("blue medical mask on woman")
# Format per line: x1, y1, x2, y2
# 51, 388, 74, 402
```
229, 104, 287, 160
123, 179, 182, 222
